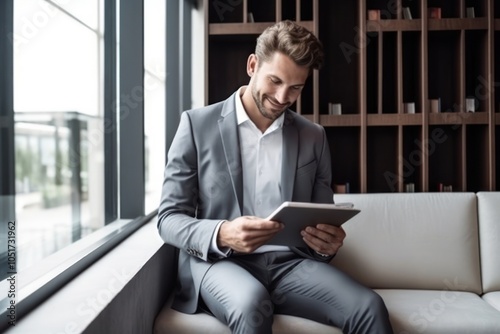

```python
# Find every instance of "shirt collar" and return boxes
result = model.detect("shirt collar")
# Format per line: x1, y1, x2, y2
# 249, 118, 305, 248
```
235, 86, 285, 131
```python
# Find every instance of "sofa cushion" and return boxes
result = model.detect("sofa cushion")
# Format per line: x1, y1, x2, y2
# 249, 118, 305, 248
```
378, 289, 500, 333
153, 301, 342, 334
477, 192, 500, 293
333, 193, 482, 293
483, 292, 500, 312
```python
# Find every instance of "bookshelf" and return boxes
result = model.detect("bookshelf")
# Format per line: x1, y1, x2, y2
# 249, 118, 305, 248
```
203, 0, 498, 193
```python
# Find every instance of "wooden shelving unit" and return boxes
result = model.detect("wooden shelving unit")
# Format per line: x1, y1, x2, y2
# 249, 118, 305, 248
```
203, 0, 498, 193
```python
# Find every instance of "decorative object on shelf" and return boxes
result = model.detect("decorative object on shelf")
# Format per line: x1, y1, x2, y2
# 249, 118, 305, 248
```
466, 97, 476, 113
438, 183, 453, 192
247, 12, 254, 23
466, 7, 475, 18
367, 9, 380, 20
403, 7, 412, 20
429, 98, 441, 113
404, 102, 415, 114
328, 103, 342, 115
428, 7, 441, 19
405, 183, 415, 192
333, 182, 350, 194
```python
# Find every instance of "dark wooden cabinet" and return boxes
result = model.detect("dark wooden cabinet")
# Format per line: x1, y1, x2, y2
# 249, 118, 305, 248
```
203, 0, 498, 193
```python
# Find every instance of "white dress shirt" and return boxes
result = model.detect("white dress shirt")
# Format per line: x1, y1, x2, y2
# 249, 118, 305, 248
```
210, 87, 290, 256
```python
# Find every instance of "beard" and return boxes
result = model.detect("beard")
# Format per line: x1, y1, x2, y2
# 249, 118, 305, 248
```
251, 83, 289, 121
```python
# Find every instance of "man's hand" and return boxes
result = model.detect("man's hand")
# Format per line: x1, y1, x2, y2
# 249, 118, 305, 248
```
300, 224, 346, 256
218, 216, 284, 253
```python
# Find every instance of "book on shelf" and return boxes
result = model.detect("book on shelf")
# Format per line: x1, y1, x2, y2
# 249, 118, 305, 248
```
247, 12, 254, 23
429, 98, 441, 113
466, 7, 475, 18
333, 182, 350, 194
404, 102, 415, 114
367, 9, 380, 20
405, 183, 415, 193
438, 183, 453, 192
403, 7, 412, 20
428, 7, 441, 19
328, 103, 342, 115
466, 98, 476, 113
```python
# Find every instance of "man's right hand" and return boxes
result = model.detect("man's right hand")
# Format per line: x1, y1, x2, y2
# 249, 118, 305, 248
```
217, 216, 284, 253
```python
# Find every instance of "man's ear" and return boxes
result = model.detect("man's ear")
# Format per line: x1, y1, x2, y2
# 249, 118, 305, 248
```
247, 54, 258, 77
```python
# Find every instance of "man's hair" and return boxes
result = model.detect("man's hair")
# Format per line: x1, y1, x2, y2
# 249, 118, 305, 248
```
255, 20, 324, 72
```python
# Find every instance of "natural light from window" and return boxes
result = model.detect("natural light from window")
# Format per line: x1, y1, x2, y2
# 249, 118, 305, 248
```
13, 0, 104, 273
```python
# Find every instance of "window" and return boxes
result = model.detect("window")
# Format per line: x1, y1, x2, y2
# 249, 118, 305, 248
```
12, 0, 104, 274
0, 0, 193, 328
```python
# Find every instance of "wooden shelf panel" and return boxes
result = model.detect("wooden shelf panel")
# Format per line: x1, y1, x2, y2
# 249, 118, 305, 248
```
428, 18, 488, 31
366, 18, 488, 32
429, 112, 488, 125
366, 19, 421, 32
319, 114, 361, 127
367, 113, 421, 126
209, 21, 314, 35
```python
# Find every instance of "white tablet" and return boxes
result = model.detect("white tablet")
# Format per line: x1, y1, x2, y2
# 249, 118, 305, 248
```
265, 201, 360, 247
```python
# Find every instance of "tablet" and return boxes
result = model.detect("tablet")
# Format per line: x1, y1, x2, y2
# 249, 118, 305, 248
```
265, 201, 360, 247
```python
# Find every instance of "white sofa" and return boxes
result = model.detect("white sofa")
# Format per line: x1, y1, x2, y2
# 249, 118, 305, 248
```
154, 192, 500, 333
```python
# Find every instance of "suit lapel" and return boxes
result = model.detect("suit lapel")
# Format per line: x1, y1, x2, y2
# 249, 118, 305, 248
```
218, 94, 244, 214
281, 111, 298, 202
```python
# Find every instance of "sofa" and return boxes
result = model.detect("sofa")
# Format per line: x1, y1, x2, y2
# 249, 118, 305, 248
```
153, 192, 500, 333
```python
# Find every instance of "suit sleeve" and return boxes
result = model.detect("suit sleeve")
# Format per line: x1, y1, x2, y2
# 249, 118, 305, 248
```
157, 112, 220, 262
312, 125, 335, 204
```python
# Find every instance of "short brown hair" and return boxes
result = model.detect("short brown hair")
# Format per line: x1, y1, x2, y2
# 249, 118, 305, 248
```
255, 20, 324, 72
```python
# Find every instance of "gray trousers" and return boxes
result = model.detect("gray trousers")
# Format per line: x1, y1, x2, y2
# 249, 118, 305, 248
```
200, 251, 393, 334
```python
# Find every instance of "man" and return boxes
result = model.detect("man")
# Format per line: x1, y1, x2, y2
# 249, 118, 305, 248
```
158, 20, 393, 334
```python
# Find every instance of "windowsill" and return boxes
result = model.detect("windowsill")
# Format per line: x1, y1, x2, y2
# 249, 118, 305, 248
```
4, 217, 172, 333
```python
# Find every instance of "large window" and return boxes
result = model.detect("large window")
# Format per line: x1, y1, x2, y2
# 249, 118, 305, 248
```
0, 0, 193, 328
12, 0, 105, 273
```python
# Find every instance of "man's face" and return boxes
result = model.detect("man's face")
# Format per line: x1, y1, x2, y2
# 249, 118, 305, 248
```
249, 52, 309, 121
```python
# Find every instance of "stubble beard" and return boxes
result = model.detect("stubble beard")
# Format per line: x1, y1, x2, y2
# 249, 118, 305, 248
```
251, 84, 287, 121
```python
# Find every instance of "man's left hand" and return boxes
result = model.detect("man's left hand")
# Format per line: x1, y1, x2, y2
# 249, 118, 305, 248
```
301, 224, 346, 256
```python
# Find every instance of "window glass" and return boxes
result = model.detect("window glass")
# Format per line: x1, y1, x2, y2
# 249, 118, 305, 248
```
13, 0, 104, 272
144, 0, 166, 213
51, 0, 100, 30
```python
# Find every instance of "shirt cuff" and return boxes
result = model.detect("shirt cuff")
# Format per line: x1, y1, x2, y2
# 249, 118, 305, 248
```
210, 220, 233, 258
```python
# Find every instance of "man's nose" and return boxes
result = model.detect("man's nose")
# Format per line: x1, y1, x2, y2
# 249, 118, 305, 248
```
275, 87, 288, 104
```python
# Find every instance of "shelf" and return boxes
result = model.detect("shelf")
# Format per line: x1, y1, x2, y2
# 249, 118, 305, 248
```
428, 112, 488, 125
204, 0, 498, 193
367, 113, 421, 126
428, 18, 488, 31
319, 114, 361, 127
209, 21, 314, 35
366, 19, 421, 32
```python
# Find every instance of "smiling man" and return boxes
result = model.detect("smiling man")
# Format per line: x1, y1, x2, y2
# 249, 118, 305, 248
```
158, 20, 393, 334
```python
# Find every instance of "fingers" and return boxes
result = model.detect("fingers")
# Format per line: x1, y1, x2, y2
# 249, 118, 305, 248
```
219, 216, 284, 253
239, 216, 283, 230
301, 225, 345, 256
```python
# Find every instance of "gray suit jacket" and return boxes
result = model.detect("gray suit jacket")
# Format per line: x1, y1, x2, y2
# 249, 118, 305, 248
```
158, 91, 334, 313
